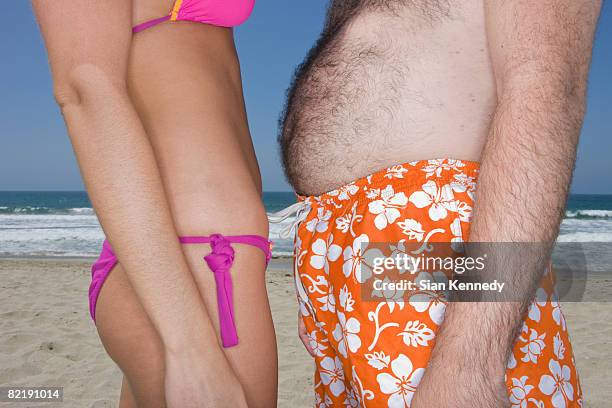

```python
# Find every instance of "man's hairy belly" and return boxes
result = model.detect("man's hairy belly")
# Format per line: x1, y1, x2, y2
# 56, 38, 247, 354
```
281, 9, 498, 196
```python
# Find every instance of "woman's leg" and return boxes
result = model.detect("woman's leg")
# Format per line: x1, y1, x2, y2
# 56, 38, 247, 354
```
119, 377, 138, 408
131, 25, 277, 406
96, 9, 277, 408
34, 1, 227, 407
96, 262, 165, 407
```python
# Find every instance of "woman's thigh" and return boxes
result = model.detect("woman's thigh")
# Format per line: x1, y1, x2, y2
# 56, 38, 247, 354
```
98, 250, 277, 408
113, 16, 275, 407
95, 263, 165, 408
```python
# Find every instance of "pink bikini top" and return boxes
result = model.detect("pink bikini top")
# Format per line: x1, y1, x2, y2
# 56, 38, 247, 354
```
133, 0, 255, 33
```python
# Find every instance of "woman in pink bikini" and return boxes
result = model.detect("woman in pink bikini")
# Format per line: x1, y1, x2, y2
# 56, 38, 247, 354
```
33, 0, 276, 406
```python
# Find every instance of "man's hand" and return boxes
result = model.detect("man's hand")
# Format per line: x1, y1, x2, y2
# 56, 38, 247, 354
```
298, 310, 316, 357
412, 1, 601, 406
412, 303, 517, 407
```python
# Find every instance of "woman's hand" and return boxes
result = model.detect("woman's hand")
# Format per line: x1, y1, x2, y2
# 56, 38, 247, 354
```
164, 348, 248, 408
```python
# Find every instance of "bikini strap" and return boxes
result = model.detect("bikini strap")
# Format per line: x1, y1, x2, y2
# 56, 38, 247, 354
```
202, 234, 238, 347
179, 234, 272, 264
132, 15, 171, 33
178, 233, 272, 348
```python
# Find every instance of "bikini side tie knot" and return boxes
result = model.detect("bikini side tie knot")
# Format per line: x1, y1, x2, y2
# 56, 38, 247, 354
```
204, 233, 235, 270
91, 234, 272, 348
203, 233, 239, 347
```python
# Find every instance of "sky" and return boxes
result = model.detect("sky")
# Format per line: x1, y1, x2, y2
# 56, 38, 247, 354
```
0, 1, 610, 193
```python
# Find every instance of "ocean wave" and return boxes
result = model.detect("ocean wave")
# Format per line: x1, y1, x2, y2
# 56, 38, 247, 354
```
0, 206, 95, 215
556, 232, 612, 243
565, 209, 612, 219
558, 218, 612, 242
68, 207, 95, 215
2, 205, 610, 220
0, 215, 297, 258
1, 209, 609, 257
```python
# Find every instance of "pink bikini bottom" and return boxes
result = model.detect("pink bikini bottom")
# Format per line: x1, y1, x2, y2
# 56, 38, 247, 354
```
89, 233, 271, 348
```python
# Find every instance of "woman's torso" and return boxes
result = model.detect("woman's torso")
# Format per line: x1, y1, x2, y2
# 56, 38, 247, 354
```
128, 7, 265, 234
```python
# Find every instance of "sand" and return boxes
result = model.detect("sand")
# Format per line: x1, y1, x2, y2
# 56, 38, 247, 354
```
0, 258, 610, 408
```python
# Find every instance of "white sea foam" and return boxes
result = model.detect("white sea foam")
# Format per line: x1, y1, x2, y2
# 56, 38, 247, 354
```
0, 213, 297, 258
565, 209, 612, 218
1, 210, 609, 257
68, 207, 96, 215
0, 213, 104, 257
558, 218, 612, 242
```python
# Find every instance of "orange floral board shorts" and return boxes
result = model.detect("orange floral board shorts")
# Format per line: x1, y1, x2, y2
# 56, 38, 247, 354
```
291, 159, 581, 408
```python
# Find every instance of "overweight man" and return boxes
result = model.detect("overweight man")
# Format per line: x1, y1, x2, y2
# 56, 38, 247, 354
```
276, 1, 601, 406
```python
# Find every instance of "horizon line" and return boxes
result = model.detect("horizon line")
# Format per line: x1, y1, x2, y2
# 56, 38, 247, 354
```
0, 190, 611, 196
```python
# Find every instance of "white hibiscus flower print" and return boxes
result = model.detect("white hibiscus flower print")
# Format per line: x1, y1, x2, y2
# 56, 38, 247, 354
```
330, 183, 359, 201
376, 354, 425, 408
295, 234, 308, 268
408, 180, 457, 221
452, 172, 477, 199
449, 179, 467, 193
307, 207, 333, 233
449, 217, 464, 252
333, 312, 362, 358
335, 202, 363, 236
371, 276, 406, 312
528, 399, 545, 408
320, 356, 346, 397
397, 320, 435, 348
339, 184, 360, 200
344, 387, 360, 407
520, 327, 546, 364
336, 215, 352, 234
315, 393, 333, 408
365, 188, 381, 199
366, 351, 391, 370
397, 219, 425, 241
307, 330, 328, 357
368, 185, 409, 230
342, 234, 384, 283
339, 285, 355, 312
421, 159, 464, 178
408, 271, 448, 325
507, 351, 517, 369
509, 376, 534, 408
454, 200, 473, 222
550, 294, 567, 331
310, 235, 342, 273
553, 332, 566, 360
538, 359, 574, 408
388, 241, 412, 274
318, 286, 336, 313
528, 288, 549, 323
385, 165, 409, 179
421, 160, 444, 178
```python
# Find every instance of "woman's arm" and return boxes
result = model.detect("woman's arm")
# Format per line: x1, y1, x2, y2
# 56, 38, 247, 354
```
32, 1, 246, 406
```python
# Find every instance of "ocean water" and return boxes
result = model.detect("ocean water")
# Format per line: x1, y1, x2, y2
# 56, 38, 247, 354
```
1, 191, 611, 258
0, 191, 297, 257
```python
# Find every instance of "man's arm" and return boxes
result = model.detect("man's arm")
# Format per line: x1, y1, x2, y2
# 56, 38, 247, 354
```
412, 1, 601, 406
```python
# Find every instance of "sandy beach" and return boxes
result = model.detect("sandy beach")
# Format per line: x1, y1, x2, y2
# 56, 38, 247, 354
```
1, 258, 610, 408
